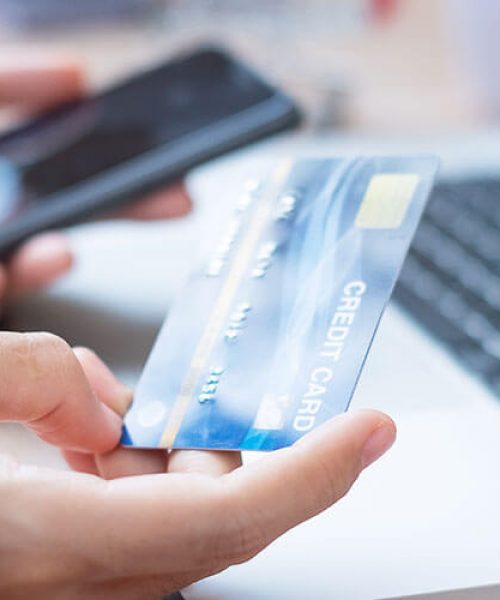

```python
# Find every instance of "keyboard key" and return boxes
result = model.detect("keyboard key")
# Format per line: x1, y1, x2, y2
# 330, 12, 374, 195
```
458, 346, 500, 377
436, 290, 468, 322
395, 176, 500, 400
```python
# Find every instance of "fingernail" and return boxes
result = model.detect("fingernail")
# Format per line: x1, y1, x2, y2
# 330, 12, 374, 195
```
361, 422, 396, 468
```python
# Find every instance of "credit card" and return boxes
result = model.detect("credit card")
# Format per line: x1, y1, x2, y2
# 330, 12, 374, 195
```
122, 156, 438, 451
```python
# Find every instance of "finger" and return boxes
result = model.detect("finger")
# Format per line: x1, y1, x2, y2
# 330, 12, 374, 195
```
111, 182, 192, 221
95, 447, 168, 480
3, 413, 393, 585
65, 348, 133, 477
95, 447, 242, 482
0, 331, 125, 452
222, 410, 396, 562
168, 450, 242, 476
73, 347, 132, 417
6, 232, 73, 296
0, 58, 84, 109
89, 411, 394, 578
62, 450, 99, 476
73, 348, 168, 479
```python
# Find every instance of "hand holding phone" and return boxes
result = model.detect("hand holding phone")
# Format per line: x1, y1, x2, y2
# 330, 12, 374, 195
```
0, 58, 191, 310
0, 47, 300, 262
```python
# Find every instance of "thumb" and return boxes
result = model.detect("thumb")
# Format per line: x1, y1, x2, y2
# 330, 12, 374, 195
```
0, 332, 125, 453
0, 58, 84, 108
224, 410, 396, 561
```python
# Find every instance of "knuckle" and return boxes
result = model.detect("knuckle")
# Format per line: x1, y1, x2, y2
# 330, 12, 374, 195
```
30, 331, 71, 356
1, 331, 72, 375
213, 486, 268, 566
29, 332, 76, 373
0, 332, 85, 430
308, 449, 360, 507
229, 517, 268, 565
29, 401, 68, 439
8, 331, 74, 364
13, 332, 79, 408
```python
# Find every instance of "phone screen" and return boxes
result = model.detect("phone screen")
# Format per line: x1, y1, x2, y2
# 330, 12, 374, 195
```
0, 49, 275, 225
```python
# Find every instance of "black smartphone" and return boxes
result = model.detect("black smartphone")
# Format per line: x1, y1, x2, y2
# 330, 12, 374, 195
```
0, 46, 301, 257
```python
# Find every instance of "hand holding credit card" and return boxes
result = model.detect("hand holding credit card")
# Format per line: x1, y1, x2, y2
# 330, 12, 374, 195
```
123, 156, 438, 451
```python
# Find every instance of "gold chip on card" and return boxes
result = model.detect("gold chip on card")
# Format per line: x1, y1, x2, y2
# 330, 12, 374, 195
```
355, 174, 419, 229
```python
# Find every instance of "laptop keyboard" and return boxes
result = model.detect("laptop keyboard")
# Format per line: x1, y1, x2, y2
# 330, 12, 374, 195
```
394, 177, 500, 395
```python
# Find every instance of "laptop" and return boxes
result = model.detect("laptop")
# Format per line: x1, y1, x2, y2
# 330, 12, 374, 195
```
5, 130, 500, 599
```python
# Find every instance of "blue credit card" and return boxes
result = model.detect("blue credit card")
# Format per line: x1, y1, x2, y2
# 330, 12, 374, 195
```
122, 156, 438, 451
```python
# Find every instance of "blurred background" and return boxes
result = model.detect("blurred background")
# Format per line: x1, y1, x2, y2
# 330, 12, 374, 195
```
0, 0, 498, 136
2, 5, 500, 599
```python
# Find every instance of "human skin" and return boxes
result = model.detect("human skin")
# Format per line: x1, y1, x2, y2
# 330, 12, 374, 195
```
0, 331, 396, 599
